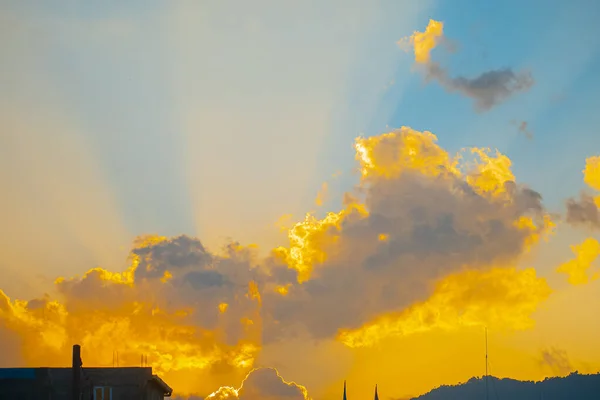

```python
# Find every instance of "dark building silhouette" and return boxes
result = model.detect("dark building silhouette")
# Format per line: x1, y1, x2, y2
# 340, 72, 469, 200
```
341, 373, 600, 400
342, 381, 380, 400
0, 344, 172, 399
411, 373, 600, 400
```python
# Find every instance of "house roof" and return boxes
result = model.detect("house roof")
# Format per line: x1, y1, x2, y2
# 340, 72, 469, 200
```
150, 374, 173, 397
0, 367, 173, 397
0, 368, 36, 379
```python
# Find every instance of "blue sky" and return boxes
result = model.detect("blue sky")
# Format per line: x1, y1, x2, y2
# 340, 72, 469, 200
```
2, 0, 600, 295
322, 0, 600, 211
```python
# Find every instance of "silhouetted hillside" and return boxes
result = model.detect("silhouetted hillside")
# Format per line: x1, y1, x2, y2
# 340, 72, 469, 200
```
412, 372, 600, 400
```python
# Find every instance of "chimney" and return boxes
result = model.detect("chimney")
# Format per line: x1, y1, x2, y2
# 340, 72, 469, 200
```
72, 344, 82, 400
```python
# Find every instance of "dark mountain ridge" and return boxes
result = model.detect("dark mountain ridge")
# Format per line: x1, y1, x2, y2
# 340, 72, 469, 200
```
411, 372, 600, 400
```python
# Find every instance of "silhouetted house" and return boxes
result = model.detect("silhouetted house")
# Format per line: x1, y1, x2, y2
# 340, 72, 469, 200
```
0, 345, 172, 399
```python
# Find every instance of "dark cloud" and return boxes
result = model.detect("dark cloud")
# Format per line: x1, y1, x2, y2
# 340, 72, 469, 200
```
540, 347, 573, 376
511, 120, 534, 139
185, 270, 229, 290
133, 235, 212, 280
425, 62, 534, 112
518, 121, 533, 139
566, 193, 600, 230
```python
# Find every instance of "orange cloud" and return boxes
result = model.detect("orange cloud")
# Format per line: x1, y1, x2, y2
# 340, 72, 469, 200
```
263, 127, 552, 342
566, 156, 600, 229
337, 267, 551, 347
0, 236, 263, 395
0, 127, 558, 397
315, 182, 329, 207
556, 238, 600, 285
397, 19, 444, 64
584, 156, 600, 193
354, 128, 459, 180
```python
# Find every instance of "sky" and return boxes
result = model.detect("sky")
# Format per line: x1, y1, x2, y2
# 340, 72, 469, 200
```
1, 1, 600, 399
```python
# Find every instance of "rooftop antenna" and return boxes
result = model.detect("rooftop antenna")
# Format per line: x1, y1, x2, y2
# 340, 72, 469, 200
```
485, 327, 489, 400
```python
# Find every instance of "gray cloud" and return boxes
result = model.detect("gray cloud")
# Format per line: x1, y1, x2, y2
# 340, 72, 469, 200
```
263, 161, 546, 340
54, 235, 264, 347
511, 120, 534, 139
566, 193, 600, 230
238, 368, 308, 400
425, 62, 534, 112
203, 368, 309, 400
0, 314, 22, 367
0, 127, 552, 386
518, 121, 533, 139
185, 270, 229, 290
133, 235, 213, 280
539, 347, 573, 376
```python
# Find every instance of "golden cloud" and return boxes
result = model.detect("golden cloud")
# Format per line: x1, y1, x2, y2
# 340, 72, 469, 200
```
397, 19, 444, 64
556, 238, 600, 285
315, 182, 329, 207
0, 126, 559, 397
566, 156, 600, 229
0, 235, 263, 396
262, 127, 552, 343
337, 267, 551, 347
584, 156, 600, 193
